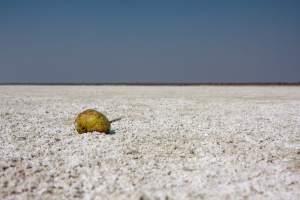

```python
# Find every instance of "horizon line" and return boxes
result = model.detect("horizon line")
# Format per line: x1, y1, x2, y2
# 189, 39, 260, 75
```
1, 82, 300, 86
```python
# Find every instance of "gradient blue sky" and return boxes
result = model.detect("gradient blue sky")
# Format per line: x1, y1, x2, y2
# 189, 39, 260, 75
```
1, 0, 299, 83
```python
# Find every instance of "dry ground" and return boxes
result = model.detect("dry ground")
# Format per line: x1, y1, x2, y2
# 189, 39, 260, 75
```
0, 85, 300, 199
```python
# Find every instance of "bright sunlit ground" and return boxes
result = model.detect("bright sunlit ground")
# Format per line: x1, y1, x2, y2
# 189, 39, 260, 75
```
1, 85, 299, 199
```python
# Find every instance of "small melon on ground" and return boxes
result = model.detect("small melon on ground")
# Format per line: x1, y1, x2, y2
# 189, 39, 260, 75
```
75, 109, 110, 134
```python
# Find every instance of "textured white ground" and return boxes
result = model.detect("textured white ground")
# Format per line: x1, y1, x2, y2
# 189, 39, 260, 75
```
0, 85, 300, 200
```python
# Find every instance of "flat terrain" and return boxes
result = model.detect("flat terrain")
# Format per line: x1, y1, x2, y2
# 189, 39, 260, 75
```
0, 86, 299, 199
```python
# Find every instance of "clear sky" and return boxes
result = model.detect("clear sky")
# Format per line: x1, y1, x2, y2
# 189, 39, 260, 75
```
1, 0, 299, 83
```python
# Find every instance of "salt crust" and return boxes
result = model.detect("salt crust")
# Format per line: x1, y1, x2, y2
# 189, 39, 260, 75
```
0, 86, 299, 199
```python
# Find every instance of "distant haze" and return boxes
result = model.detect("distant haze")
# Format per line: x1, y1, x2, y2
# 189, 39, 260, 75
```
1, 1, 299, 83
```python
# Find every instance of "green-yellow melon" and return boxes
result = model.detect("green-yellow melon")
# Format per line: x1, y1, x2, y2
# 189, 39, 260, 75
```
75, 109, 110, 134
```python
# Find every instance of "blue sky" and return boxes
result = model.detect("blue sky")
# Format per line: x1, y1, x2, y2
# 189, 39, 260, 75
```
0, 0, 299, 83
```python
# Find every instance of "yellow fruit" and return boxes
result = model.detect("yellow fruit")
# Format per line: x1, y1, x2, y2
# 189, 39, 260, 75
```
75, 109, 110, 134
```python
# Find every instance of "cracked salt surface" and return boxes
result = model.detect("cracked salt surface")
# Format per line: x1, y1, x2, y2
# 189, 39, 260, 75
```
0, 85, 300, 199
